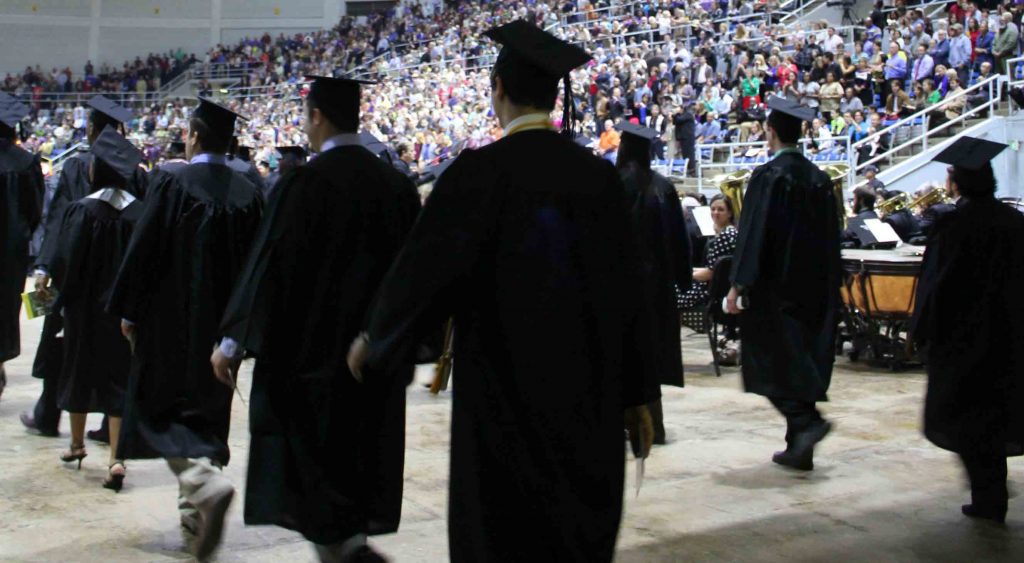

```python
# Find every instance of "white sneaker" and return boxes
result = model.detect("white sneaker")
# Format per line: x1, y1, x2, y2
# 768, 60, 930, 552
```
190, 474, 234, 561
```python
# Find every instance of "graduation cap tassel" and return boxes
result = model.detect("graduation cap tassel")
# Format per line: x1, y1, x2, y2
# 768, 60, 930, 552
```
560, 74, 577, 138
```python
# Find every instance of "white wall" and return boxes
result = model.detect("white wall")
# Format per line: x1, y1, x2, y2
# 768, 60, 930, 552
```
0, 0, 358, 80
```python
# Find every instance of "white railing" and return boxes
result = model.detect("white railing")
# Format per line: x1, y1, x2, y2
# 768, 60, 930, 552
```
851, 73, 1003, 184
1006, 54, 1024, 89
41, 141, 86, 173
696, 135, 854, 191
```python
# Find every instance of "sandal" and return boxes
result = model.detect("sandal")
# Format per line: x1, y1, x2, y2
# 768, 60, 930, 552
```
60, 443, 88, 470
103, 461, 126, 492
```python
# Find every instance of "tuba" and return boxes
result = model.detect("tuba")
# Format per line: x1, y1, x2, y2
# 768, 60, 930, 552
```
714, 168, 752, 220
877, 191, 911, 215
819, 163, 850, 229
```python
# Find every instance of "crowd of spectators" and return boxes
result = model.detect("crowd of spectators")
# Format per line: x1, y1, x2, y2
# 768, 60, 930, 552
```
5, 0, 1024, 178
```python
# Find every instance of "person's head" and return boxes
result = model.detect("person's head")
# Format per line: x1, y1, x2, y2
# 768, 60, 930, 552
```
948, 75, 960, 89
980, 61, 991, 75
844, 87, 854, 99
888, 41, 899, 55
864, 164, 878, 180
853, 186, 877, 213
917, 44, 927, 57
869, 111, 881, 127
766, 111, 802, 147
891, 80, 902, 93
187, 104, 235, 160
948, 163, 997, 198
709, 193, 735, 228
854, 110, 864, 123
826, 71, 835, 83
303, 77, 366, 151
923, 78, 935, 93
604, 119, 614, 131
397, 142, 414, 163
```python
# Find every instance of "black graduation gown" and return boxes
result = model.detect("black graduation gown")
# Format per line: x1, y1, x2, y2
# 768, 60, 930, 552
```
50, 194, 142, 415
364, 130, 657, 563
917, 202, 955, 239
107, 162, 262, 464
620, 166, 692, 387
731, 151, 842, 403
0, 141, 44, 362
227, 156, 265, 193
219, 145, 420, 544
910, 197, 1024, 456
33, 151, 146, 381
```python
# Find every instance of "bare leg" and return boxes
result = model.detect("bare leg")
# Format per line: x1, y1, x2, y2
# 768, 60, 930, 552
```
107, 417, 123, 466
68, 412, 87, 448
103, 416, 126, 490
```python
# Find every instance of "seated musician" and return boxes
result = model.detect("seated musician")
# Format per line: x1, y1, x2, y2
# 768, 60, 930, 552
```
678, 194, 738, 308
677, 193, 739, 362
842, 187, 879, 247
914, 182, 956, 239
878, 189, 922, 241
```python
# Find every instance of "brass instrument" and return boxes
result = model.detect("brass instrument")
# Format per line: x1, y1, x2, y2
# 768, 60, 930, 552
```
908, 187, 951, 211
819, 163, 850, 229
714, 168, 752, 220
876, 192, 911, 215
429, 318, 455, 395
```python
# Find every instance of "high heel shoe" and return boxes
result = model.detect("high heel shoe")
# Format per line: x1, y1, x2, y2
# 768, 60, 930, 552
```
60, 443, 87, 469
103, 461, 126, 492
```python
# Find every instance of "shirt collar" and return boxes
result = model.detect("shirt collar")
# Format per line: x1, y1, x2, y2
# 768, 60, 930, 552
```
319, 133, 363, 155
503, 113, 554, 137
190, 153, 228, 165
86, 187, 137, 211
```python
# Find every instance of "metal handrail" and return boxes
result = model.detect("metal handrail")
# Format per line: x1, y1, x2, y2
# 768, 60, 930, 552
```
41, 141, 87, 173
851, 73, 1002, 178
696, 135, 854, 191
1006, 54, 1024, 88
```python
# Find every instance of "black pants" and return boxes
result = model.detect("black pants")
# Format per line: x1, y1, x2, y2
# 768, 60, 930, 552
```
961, 451, 1008, 510
30, 314, 63, 432
769, 397, 822, 446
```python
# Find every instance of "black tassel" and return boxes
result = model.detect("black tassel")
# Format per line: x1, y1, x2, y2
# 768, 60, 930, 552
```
560, 73, 576, 138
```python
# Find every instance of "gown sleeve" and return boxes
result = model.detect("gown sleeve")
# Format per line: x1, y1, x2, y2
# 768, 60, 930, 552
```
364, 150, 492, 375
730, 166, 776, 290
49, 203, 91, 309
36, 157, 79, 270
661, 180, 692, 293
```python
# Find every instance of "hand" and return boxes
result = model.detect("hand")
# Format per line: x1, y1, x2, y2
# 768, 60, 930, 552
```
624, 404, 654, 459
34, 273, 50, 297
210, 346, 239, 388
726, 286, 742, 315
346, 333, 370, 383
120, 320, 135, 340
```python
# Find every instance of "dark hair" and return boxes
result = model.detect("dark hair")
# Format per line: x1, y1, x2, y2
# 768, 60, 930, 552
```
189, 116, 231, 154
0, 123, 15, 141
615, 134, 652, 173
396, 142, 411, 158
767, 111, 802, 144
92, 157, 127, 188
709, 193, 735, 225
306, 94, 358, 132
951, 163, 997, 198
853, 186, 877, 210
491, 62, 560, 111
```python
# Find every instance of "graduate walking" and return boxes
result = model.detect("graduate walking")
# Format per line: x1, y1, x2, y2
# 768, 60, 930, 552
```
0, 93, 44, 400
348, 21, 658, 563
911, 137, 1024, 523
49, 128, 145, 490
213, 76, 420, 562
726, 96, 842, 471
107, 98, 263, 560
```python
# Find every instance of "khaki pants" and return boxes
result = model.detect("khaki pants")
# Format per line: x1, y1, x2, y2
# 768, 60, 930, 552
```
166, 457, 227, 533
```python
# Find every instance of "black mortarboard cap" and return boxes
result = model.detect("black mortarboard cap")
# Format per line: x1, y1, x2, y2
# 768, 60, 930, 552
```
483, 20, 591, 79
237, 145, 253, 162
615, 121, 660, 141
192, 97, 246, 139
277, 146, 308, 159
0, 92, 29, 129
167, 141, 186, 156
92, 126, 142, 180
87, 95, 133, 123
305, 75, 376, 126
766, 95, 816, 122
932, 136, 1008, 171
417, 157, 457, 186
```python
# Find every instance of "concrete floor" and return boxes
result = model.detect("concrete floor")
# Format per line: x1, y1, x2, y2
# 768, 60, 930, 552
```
2, 312, 1023, 562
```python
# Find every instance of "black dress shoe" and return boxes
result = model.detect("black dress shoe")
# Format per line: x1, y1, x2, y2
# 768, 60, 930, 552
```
772, 449, 813, 471
962, 503, 1007, 523
790, 420, 832, 460
20, 412, 60, 437
87, 428, 110, 444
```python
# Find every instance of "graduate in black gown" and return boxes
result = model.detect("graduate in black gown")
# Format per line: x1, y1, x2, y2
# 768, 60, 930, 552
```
841, 187, 879, 248
23, 95, 143, 439
212, 75, 419, 562
265, 145, 307, 197
615, 120, 692, 444
0, 94, 44, 400
49, 128, 144, 491
107, 98, 263, 560
910, 137, 1024, 523
347, 21, 658, 563
726, 96, 842, 471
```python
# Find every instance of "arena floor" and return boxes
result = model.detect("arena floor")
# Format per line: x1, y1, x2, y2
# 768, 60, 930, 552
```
2, 309, 1023, 562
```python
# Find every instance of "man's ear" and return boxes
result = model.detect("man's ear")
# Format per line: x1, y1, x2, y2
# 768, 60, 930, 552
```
493, 75, 506, 103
